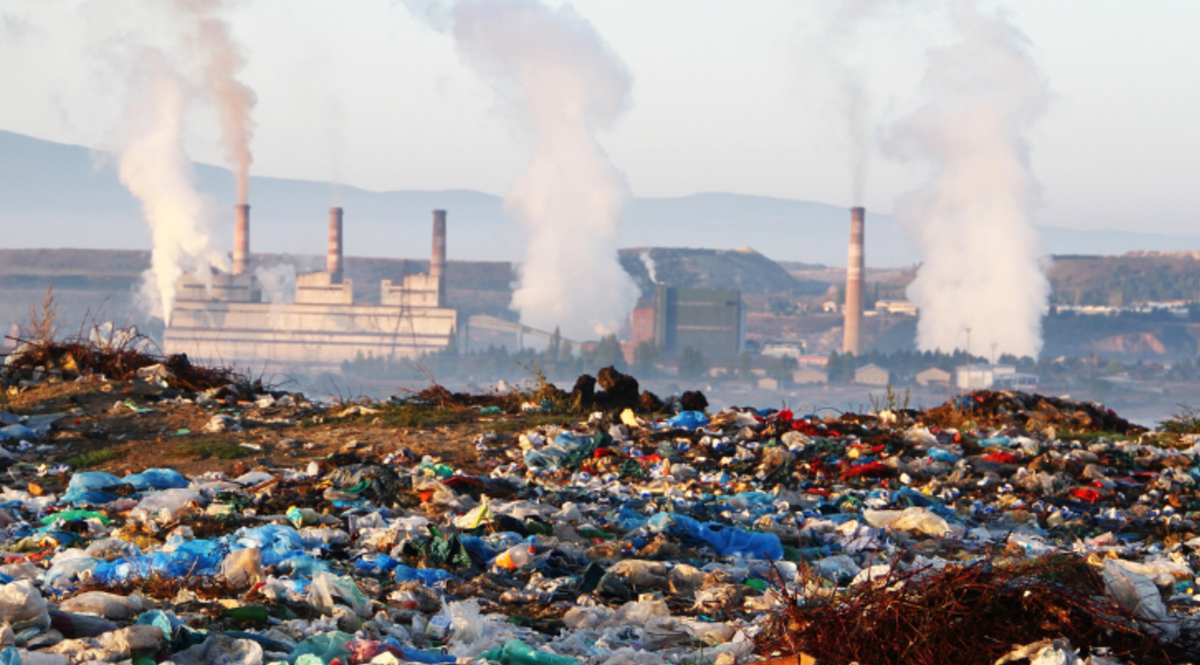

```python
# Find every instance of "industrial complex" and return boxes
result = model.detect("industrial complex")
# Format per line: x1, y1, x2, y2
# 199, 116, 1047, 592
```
159, 200, 875, 377
163, 207, 458, 372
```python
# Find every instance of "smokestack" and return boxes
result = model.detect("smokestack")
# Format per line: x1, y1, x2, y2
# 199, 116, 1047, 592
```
232, 204, 250, 275
843, 206, 865, 355
431, 209, 447, 306
327, 207, 344, 283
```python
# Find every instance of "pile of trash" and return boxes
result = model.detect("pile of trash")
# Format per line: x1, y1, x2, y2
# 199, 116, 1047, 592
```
0, 365, 1196, 664
3, 323, 242, 393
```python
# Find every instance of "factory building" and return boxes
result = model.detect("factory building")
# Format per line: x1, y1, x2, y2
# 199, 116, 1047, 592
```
163, 208, 458, 372
635, 284, 744, 358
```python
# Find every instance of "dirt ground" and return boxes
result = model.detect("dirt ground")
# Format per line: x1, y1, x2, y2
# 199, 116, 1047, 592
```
2, 378, 535, 485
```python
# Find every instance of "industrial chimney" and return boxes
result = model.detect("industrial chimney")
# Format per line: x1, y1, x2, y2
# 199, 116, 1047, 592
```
232, 204, 250, 275
842, 206, 865, 355
327, 207, 344, 284
431, 209, 447, 307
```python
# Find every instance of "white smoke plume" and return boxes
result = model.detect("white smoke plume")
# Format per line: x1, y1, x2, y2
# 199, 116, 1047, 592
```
121, 52, 228, 325
179, 0, 258, 204
407, 0, 637, 340
890, 0, 1050, 358
827, 0, 887, 206
111, 0, 256, 323
254, 263, 297, 305
639, 250, 657, 284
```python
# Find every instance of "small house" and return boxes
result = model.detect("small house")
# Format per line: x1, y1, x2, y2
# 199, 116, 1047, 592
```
854, 363, 890, 386
915, 366, 951, 387
793, 368, 829, 385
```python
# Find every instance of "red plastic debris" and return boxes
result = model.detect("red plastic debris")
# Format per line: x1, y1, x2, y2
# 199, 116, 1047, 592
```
841, 461, 890, 480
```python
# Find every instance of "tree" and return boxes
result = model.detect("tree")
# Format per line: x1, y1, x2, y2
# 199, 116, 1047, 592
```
589, 334, 626, 372
548, 326, 562, 362
632, 341, 659, 376
678, 347, 707, 381
767, 355, 798, 380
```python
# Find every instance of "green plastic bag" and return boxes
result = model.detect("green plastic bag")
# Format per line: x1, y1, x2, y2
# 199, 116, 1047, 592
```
480, 640, 580, 665
287, 630, 353, 664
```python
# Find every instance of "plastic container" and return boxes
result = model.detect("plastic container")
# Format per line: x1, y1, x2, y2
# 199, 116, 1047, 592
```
493, 544, 534, 570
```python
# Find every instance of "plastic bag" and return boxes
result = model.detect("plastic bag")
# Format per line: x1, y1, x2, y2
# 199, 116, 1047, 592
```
607, 560, 668, 589
287, 631, 354, 664
309, 571, 373, 617
0, 580, 49, 632
649, 513, 783, 560
666, 411, 709, 429
1101, 560, 1179, 640
135, 488, 203, 516
222, 548, 263, 587
863, 507, 957, 537
122, 468, 190, 491
170, 634, 264, 665
480, 640, 580, 665
58, 591, 142, 620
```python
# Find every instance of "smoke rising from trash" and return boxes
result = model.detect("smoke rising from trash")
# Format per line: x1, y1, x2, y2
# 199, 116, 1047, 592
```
410, 0, 638, 340
889, 0, 1050, 358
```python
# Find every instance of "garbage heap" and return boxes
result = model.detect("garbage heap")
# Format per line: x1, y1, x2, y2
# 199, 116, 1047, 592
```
0, 369, 1198, 665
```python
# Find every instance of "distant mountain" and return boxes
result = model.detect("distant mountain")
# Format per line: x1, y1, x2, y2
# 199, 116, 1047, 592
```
4, 129, 1200, 267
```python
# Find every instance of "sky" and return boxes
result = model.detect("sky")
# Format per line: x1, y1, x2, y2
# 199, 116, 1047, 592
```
0, 0, 1198, 235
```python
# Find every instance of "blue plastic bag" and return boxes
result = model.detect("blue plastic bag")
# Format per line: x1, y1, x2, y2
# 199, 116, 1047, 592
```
649, 513, 782, 560
927, 448, 961, 463
123, 468, 190, 491
0, 424, 34, 441
667, 411, 709, 429
236, 524, 306, 565
62, 471, 123, 505
394, 565, 454, 585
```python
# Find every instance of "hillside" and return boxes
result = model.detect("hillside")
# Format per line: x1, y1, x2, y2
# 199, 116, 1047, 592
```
618, 246, 828, 300
1051, 252, 1200, 306
6, 129, 1200, 267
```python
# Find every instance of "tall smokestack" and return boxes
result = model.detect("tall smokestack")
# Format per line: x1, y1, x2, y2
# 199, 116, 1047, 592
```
431, 209, 447, 307
327, 207, 344, 284
232, 204, 250, 275
843, 206, 865, 355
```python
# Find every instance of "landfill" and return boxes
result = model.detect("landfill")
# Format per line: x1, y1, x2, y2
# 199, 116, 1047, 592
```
1, 340, 1200, 664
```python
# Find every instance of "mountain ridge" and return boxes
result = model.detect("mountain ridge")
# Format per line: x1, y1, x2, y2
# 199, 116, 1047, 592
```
4, 129, 1200, 267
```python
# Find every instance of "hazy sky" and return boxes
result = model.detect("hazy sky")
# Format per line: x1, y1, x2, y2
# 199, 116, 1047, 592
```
1, 0, 1198, 235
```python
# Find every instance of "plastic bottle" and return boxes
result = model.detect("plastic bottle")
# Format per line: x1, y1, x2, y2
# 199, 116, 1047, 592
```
494, 544, 534, 570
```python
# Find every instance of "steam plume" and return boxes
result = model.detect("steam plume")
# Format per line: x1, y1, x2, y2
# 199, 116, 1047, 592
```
639, 250, 657, 284
178, 0, 257, 204
410, 0, 637, 340
891, 0, 1050, 358
120, 53, 228, 325
827, 1, 884, 206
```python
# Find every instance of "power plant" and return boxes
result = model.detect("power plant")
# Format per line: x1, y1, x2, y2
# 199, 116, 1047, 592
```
162, 208, 458, 372
842, 206, 865, 355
